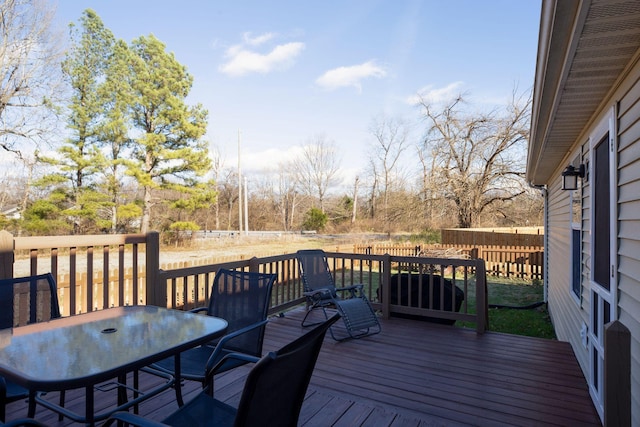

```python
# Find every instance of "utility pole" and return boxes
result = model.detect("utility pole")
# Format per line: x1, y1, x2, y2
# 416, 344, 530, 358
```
352, 175, 359, 224
244, 177, 249, 235
237, 129, 242, 235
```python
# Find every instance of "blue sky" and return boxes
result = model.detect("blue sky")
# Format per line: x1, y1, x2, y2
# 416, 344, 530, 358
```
53, 0, 542, 191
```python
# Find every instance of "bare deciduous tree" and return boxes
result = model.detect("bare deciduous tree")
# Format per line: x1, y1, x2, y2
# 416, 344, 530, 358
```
368, 115, 410, 231
365, 159, 378, 219
351, 175, 359, 224
294, 134, 341, 213
0, 0, 64, 158
417, 89, 531, 228
216, 168, 239, 231
276, 161, 300, 231
209, 146, 224, 230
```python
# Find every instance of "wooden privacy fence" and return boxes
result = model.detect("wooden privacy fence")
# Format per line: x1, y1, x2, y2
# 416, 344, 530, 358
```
441, 227, 544, 247
354, 243, 544, 281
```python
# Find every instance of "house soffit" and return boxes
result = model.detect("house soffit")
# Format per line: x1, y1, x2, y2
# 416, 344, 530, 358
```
528, 0, 640, 185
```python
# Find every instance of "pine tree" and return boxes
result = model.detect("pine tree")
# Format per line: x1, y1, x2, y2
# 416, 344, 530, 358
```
38, 9, 115, 233
96, 39, 140, 233
127, 35, 211, 233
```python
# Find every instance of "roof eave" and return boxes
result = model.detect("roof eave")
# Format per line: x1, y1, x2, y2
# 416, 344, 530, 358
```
527, 0, 585, 185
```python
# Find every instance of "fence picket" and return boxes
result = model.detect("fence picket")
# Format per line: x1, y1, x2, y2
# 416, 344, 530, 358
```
353, 242, 543, 281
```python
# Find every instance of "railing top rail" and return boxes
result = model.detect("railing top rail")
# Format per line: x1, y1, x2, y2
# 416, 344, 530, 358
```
253, 253, 297, 263
15, 234, 149, 250
325, 251, 381, 261
159, 259, 252, 279
331, 252, 478, 266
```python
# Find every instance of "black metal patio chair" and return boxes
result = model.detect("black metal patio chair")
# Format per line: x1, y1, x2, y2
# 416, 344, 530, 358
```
0, 273, 61, 422
0, 418, 48, 426
105, 313, 339, 427
296, 249, 381, 341
145, 268, 276, 406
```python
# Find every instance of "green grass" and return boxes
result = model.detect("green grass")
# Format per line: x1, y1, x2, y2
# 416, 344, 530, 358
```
458, 276, 556, 339
335, 269, 556, 339
487, 284, 555, 338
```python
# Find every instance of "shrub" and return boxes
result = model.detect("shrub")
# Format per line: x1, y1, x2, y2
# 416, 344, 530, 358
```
302, 208, 328, 231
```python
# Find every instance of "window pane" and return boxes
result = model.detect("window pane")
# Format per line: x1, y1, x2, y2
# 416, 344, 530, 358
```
593, 134, 610, 290
592, 293, 599, 339
572, 228, 581, 297
592, 346, 599, 391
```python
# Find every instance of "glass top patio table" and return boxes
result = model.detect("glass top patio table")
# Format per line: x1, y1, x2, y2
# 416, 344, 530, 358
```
0, 305, 228, 423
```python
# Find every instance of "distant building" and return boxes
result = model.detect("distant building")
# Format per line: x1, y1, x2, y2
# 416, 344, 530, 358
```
1, 206, 21, 220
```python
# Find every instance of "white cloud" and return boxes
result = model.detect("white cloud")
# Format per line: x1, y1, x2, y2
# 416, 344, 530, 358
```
235, 146, 304, 175
219, 32, 305, 77
242, 32, 275, 46
406, 81, 465, 105
236, 145, 351, 189
315, 61, 387, 92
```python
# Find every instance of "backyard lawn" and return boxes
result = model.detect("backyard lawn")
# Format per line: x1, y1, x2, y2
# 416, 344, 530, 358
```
457, 276, 556, 339
334, 269, 555, 339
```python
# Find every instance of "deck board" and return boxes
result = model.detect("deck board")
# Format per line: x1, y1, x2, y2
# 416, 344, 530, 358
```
4, 308, 601, 426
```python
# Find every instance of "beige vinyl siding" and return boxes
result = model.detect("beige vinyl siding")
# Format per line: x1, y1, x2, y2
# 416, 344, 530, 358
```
617, 70, 640, 425
546, 161, 590, 377
581, 147, 592, 311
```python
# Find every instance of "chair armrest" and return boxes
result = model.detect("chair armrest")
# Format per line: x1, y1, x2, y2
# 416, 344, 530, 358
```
189, 307, 209, 314
104, 411, 168, 427
335, 283, 365, 297
303, 288, 334, 299
335, 284, 364, 292
210, 352, 261, 375
203, 319, 269, 372
203, 352, 261, 393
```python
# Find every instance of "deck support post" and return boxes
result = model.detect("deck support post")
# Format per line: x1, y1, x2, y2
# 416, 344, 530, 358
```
0, 230, 14, 279
249, 256, 259, 273
381, 253, 391, 320
604, 320, 630, 427
145, 231, 162, 307
474, 259, 488, 333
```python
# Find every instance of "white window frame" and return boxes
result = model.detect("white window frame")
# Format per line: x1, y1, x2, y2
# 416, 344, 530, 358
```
569, 153, 582, 305
587, 107, 617, 421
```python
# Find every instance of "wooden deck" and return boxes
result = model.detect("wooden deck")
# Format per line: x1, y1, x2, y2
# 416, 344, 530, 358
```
5, 308, 601, 426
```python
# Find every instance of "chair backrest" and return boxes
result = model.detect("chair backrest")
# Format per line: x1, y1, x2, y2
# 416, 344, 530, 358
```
296, 249, 337, 295
233, 313, 340, 427
0, 273, 61, 328
208, 269, 276, 356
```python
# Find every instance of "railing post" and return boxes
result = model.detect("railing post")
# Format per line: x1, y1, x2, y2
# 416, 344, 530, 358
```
249, 257, 259, 272
469, 247, 479, 259
604, 320, 630, 427
0, 230, 14, 279
475, 259, 487, 333
381, 253, 391, 319
145, 231, 163, 307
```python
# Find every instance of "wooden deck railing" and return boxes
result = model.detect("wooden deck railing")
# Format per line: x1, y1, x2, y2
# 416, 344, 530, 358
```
2, 230, 629, 423
354, 242, 544, 280
155, 251, 487, 332
0, 230, 486, 332
0, 230, 159, 315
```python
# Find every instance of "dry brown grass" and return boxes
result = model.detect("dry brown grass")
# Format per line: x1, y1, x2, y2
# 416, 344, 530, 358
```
158, 233, 360, 264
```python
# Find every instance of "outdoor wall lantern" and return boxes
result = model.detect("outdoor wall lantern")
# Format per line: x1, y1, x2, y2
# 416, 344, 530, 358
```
561, 164, 585, 191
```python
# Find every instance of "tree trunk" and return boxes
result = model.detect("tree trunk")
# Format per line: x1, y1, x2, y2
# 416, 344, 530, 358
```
141, 186, 151, 233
